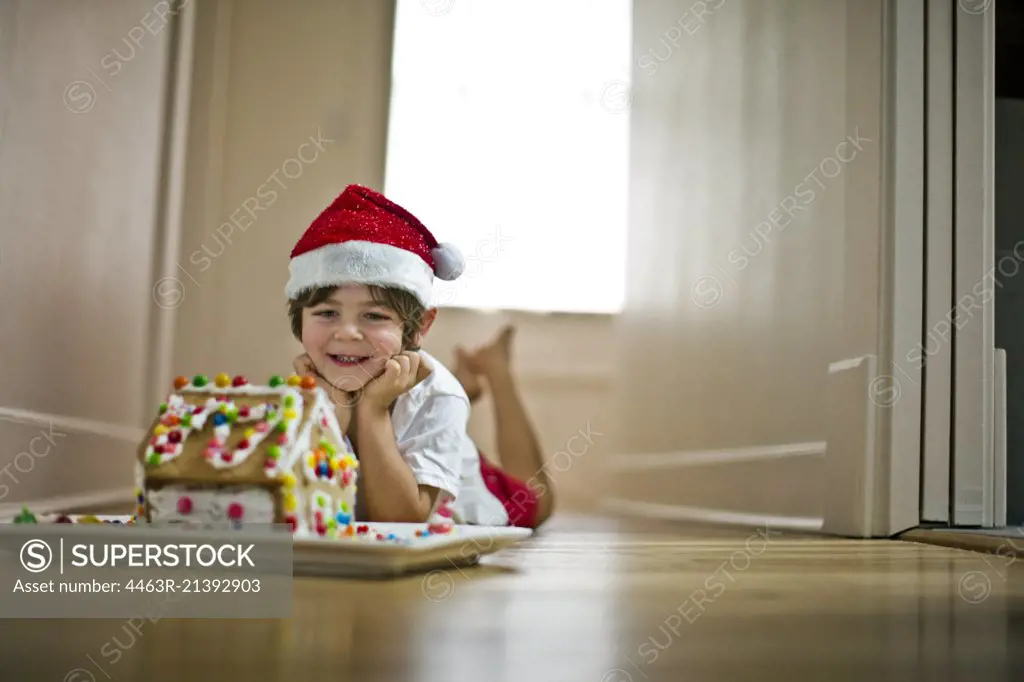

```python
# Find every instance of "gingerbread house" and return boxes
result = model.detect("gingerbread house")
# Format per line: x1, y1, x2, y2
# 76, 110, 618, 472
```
135, 372, 359, 538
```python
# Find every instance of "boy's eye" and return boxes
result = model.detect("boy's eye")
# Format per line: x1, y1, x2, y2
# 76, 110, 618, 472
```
364, 312, 391, 321
314, 310, 337, 318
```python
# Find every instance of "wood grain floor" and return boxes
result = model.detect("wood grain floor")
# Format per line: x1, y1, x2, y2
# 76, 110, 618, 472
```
1, 513, 1022, 681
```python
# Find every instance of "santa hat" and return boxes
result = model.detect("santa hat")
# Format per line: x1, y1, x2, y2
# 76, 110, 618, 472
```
285, 184, 465, 307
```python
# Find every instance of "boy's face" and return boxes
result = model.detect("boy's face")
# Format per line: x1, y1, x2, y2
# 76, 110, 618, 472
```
301, 284, 405, 392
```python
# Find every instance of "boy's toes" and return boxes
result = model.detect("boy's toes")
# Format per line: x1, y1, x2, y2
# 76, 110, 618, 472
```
454, 346, 476, 371
497, 324, 516, 348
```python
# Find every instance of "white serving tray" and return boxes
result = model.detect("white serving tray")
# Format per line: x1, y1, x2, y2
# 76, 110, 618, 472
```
2, 514, 532, 579
293, 522, 532, 578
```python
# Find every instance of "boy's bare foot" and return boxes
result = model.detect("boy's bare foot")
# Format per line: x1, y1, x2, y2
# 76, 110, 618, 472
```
466, 324, 516, 378
453, 346, 484, 403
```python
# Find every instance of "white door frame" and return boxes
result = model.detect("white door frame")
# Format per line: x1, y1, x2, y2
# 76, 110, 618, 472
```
920, 0, 999, 527
821, 0, 925, 539
147, 0, 198, 409
920, 0, 955, 523
951, 0, 997, 527
887, 0, 927, 535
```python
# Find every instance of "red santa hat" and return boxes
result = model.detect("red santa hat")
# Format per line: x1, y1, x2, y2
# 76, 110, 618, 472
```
285, 184, 465, 307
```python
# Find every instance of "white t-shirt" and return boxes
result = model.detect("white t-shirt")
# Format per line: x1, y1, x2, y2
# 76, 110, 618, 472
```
388, 350, 510, 526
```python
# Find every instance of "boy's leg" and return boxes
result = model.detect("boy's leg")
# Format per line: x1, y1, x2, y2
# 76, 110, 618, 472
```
452, 346, 483, 404
474, 327, 555, 526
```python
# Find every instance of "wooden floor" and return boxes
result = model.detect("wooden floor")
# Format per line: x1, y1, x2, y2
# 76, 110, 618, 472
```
2, 513, 1023, 681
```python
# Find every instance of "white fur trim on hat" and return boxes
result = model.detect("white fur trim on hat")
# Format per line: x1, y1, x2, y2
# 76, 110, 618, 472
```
286, 241, 435, 307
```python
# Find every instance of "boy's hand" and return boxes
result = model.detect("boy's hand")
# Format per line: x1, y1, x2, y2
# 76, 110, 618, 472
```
292, 352, 318, 379
359, 351, 432, 413
292, 353, 356, 430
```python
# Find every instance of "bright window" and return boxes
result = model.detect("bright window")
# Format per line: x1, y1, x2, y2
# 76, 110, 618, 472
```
383, 0, 632, 314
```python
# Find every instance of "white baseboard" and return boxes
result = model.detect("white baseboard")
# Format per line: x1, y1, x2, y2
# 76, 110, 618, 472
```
821, 355, 877, 537
0, 487, 134, 518
994, 348, 1007, 527
600, 498, 824, 532
601, 441, 825, 532
954, 505, 984, 526
605, 441, 826, 471
0, 406, 145, 443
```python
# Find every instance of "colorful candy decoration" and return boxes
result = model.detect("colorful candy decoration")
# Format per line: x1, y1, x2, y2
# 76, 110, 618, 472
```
13, 506, 36, 524
314, 509, 327, 536
175, 373, 282, 391
227, 503, 244, 521
300, 375, 317, 390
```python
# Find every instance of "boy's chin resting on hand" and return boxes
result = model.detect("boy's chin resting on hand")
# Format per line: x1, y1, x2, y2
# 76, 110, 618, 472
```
358, 350, 432, 414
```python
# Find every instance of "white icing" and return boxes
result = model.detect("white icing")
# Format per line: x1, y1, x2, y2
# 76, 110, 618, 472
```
315, 389, 346, 446
143, 388, 304, 471
205, 399, 275, 470
178, 380, 295, 396
146, 485, 276, 528
308, 489, 331, 526
270, 392, 315, 477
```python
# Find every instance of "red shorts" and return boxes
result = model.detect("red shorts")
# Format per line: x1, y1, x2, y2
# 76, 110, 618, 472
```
478, 452, 540, 529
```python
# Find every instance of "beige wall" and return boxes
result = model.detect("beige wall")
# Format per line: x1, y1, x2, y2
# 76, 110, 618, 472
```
606, 0, 887, 529
171, 0, 396, 384
0, 0, 173, 514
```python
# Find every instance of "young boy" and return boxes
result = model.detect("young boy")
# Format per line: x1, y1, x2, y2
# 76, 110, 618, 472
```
285, 184, 553, 528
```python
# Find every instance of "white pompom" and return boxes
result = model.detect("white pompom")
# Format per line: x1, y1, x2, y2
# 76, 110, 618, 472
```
431, 242, 465, 281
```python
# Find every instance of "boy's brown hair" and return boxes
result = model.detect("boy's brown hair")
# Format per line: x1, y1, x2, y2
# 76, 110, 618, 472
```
287, 285, 427, 349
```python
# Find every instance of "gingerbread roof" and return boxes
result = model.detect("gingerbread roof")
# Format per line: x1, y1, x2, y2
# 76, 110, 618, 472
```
139, 373, 327, 488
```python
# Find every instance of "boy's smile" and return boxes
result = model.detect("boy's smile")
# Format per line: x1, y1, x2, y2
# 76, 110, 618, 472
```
327, 353, 375, 367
